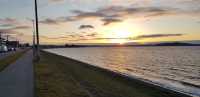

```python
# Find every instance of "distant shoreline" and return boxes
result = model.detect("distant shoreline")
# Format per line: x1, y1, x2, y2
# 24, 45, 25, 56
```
40, 42, 200, 49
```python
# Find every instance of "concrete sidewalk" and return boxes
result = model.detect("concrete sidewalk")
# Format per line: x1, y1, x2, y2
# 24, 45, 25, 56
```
0, 50, 33, 97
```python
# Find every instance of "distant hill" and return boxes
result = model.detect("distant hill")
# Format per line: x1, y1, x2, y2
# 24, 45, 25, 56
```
63, 42, 200, 47
153, 42, 200, 46
182, 40, 200, 44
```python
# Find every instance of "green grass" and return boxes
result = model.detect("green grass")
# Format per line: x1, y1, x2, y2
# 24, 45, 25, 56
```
35, 51, 191, 97
0, 49, 28, 71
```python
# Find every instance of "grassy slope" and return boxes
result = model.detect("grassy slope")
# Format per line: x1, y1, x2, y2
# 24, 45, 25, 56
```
35, 51, 191, 97
0, 49, 28, 71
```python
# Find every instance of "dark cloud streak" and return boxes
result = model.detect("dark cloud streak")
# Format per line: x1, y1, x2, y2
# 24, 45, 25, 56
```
79, 25, 94, 29
101, 18, 122, 25
134, 34, 184, 39
12, 25, 31, 30
69, 33, 184, 41
40, 18, 59, 25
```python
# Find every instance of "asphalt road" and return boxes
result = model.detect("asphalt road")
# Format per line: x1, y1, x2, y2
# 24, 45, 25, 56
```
0, 50, 33, 97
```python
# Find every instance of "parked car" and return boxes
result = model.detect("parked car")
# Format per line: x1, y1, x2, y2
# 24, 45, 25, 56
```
8, 47, 16, 51
0, 45, 8, 53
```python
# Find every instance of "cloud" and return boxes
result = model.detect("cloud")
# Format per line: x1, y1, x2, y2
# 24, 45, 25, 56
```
134, 34, 184, 39
48, 0, 65, 4
0, 25, 31, 36
180, 0, 200, 6
0, 18, 32, 43
40, 18, 59, 25
0, 29, 16, 34
67, 34, 76, 38
79, 25, 94, 29
0, 18, 19, 26
0, 18, 31, 29
101, 18, 122, 25
100, 6, 177, 18
36, 4, 176, 27
68, 33, 184, 41
41, 35, 70, 40
12, 25, 31, 30
38, 0, 200, 27
0, 18, 18, 24
37, 32, 185, 42
86, 33, 98, 37
67, 0, 200, 24
71, 10, 106, 20
69, 5, 177, 26
39, 17, 76, 25
72, 6, 176, 19
0, 24, 13, 27
68, 37, 129, 41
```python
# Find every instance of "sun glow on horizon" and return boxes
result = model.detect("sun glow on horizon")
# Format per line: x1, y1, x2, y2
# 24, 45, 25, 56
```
101, 22, 137, 44
109, 39, 128, 44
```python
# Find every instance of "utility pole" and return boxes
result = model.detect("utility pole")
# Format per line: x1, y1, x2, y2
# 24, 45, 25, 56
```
0, 32, 2, 46
32, 20, 36, 57
6, 35, 9, 46
34, 0, 40, 61
6, 35, 9, 42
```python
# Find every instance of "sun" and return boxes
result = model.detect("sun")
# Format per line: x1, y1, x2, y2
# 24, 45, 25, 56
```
100, 22, 138, 44
113, 30, 133, 38
107, 29, 132, 44
104, 22, 135, 39
103, 27, 134, 39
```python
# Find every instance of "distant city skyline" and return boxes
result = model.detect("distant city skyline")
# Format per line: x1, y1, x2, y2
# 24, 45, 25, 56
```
0, 0, 200, 44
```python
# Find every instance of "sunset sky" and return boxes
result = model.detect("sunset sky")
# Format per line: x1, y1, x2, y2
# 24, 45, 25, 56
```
0, 0, 200, 44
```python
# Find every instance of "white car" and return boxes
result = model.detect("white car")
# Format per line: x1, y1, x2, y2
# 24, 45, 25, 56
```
0, 45, 8, 52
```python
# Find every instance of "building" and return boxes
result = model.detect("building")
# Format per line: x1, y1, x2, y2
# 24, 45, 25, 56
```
0, 37, 6, 45
6, 41, 19, 48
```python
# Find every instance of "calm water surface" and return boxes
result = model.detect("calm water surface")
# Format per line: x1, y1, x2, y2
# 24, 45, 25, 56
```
45, 46, 200, 96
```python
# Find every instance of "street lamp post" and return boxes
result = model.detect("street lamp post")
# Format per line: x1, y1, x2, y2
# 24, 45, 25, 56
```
34, 0, 40, 61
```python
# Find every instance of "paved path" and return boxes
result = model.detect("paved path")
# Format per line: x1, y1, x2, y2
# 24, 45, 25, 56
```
0, 50, 33, 97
